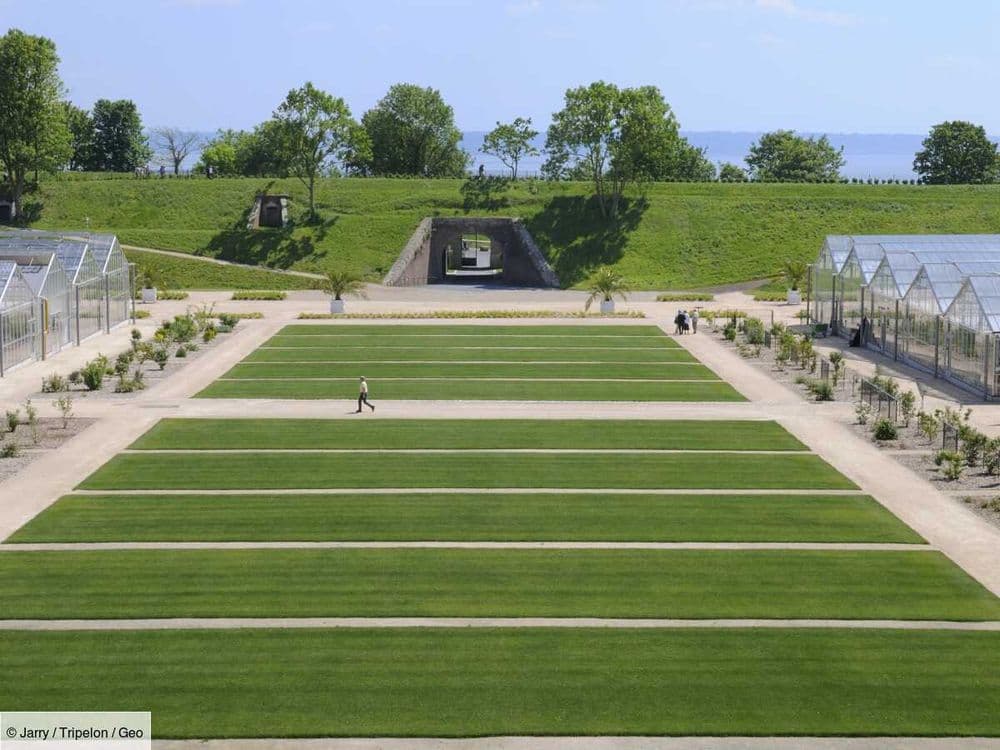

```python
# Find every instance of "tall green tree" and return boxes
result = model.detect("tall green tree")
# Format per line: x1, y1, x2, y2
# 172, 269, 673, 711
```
270, 82, 365, 218
90, 98, 151, 171
543, 82, 702, 217
718, 161, 747, 182
913, 121, 999, 184
359, 83, 468, 177
62, 102, 94, 171
0, 29, 70, 215
745, 130, 844, 182
481, 117, 538, 179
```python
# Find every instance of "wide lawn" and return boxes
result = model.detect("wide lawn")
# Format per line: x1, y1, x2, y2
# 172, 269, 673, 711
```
0, 550, 994, 620
221, 362, 721, 380
129, 419, 807, 452
277, 324, 674, 337
197, 378, 743, 401
79, 452, 852, 490
263, 334, 680, 349
241, 346, 698, 362
2, 627, 999, 737
7, 493, 920, 544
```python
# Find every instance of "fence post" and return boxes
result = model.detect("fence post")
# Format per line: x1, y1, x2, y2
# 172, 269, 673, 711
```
893, 300, 900, 361
75, 286, 81, 346
0, 314, 5, 377
105, 274, 112, 334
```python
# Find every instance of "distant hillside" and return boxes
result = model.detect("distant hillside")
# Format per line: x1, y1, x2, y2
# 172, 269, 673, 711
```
26, 175, 1000, 289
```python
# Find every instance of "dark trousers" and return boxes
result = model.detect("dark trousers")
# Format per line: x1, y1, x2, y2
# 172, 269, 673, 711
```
358, 392, 374, 411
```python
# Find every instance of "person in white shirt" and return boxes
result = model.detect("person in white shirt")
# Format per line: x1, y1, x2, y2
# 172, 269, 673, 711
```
691, 309, 699, 334
355, 377, 375, 413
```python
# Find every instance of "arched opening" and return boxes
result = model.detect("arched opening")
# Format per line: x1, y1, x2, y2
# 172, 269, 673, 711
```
444, 233, 503, 279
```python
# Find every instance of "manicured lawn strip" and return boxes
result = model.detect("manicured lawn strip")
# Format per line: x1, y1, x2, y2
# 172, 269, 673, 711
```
130, 419, 807, 451
277, 324, 671, 338
196, 378, 744, 402
0, 550, 995, 620
243, 346, 697, 363
7, 493, 921, 544
3, 627, 1000, 737
265, 334, 680, 349
222, 362, 722, 381
82, 453, 847, 491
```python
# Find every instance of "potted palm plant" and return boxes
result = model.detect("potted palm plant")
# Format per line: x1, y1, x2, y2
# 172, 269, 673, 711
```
322, 269, 367, 314
584, 266, 630, 314
783, 259, 808, 305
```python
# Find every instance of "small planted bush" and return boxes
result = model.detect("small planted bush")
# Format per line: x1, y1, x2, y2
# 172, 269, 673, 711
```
41, 373, 69, 393
811, 380, 834, 402
855, 402, 872, 425
175, 346, 187, 358
217, 313, 240, 329
203, 325, 217, 343
6, 409, 19, 433
723, 323, 737, 341
872, 418, 898, 441
152, 347, 169, 370
960, 430, 988, 467
1, 442, 19, 458
81, 360, 105, 391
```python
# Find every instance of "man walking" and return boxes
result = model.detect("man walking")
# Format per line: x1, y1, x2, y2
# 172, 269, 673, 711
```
355, 376, 375, 413
691, 309, 699, 334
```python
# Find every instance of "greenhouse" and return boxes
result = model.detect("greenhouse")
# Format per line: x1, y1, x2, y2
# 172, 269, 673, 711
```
86, 234, 132, 331
0, 261, 39, 374
942, 276, 1000, 398
0, 251, 72, 358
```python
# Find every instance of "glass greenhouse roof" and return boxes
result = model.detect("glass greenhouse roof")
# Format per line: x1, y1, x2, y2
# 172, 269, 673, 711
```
965, 276, 1000, 333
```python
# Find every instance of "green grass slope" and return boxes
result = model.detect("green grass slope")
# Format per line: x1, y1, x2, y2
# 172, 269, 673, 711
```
28, 175, 1000, 288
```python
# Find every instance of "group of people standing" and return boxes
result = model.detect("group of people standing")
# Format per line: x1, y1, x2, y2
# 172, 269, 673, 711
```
674, 309, 699, 335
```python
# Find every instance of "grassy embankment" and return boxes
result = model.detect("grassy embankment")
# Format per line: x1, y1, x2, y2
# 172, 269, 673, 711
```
26, 175, 1000, 289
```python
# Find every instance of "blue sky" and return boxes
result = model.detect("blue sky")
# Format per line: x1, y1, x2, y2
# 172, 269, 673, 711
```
3, 0, 999, 134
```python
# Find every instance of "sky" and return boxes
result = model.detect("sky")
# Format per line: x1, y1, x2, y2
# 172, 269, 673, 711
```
3, 0, 999, 134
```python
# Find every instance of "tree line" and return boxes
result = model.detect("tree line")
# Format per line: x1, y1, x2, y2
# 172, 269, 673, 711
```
3, 28, 1000, 221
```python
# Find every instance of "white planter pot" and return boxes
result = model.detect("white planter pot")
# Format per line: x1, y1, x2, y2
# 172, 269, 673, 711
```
786, 289, 802, 305
141, 287, 157, 304
599, 299, 615, 314
329, 298, 345, 314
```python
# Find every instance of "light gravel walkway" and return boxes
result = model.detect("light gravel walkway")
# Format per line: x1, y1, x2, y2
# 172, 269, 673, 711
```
0, 541, 930, 552
3, 617, 998, 632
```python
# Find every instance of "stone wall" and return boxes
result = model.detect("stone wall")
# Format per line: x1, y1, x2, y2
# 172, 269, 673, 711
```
383, 217, 559, 287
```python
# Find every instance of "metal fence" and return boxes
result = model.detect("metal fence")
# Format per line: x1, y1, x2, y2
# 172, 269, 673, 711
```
859, 377, 899, 422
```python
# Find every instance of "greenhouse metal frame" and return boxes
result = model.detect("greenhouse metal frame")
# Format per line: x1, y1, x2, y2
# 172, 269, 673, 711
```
86, 234, 132, 331
0, 261, 39, 375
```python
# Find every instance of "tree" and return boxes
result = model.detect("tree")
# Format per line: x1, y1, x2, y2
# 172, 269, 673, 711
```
360, 83, 468, 177
481, 117, 539, 179
718, 162, 747, 182
543, 82, 702, 216
196, 129, 240, 176
745, 130, 844, 182
270, 82, 364, 218
153, 127, 202, 175
0, 29, 70, 215
913, 121, 999, 184
90, 98, 151, 171
62, 102, 94, 171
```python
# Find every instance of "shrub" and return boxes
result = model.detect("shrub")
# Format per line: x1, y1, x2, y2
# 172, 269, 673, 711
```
175, 346, 188, 358
752, 290, 789, 302
743, 317, 765, 345
935, 449, 960, 467
67, 370, 82, 386
984, 438, 1000, 476
943, 454, 964, 481
203, 325, 217, 343
81, 360, 105, 391
917, 411, 940, 443
135, 309, 151, 319
231, 290, 287, 301
960, 430, 988, 467
152, 347, 169, 370
811, 380, 834, 401
828, 351, 845, 385
131, 328, 142, 346
855, 402, 872, 425
156, 290, 189, 301
167, 314, 197, 343
723, 323, 737, 341
41, 373, 69, 393
872, 419, 898, 441
114, 351, 134, 377
217, 312, 240, 329
52, 395, 73, 428
6, 409, 19, 433
899, 391, 916, 426
1, 442, 19, 458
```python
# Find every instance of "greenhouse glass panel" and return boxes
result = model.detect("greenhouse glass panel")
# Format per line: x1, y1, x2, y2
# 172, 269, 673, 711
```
88, 235, 131, 330
0, 252, 72, 357
837, 254, 864, 336
0, 261, 38, 374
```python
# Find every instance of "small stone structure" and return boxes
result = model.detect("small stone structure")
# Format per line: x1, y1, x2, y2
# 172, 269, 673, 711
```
384, 217, 559, 287
0, 200, 16, 222
247, 194, 290, 229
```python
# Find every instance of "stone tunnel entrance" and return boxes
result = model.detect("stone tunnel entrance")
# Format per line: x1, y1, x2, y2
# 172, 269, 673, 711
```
384, 217, 559, 288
